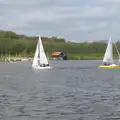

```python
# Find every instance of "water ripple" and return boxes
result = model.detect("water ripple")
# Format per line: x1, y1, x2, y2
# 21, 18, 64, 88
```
0, 61, 120, 120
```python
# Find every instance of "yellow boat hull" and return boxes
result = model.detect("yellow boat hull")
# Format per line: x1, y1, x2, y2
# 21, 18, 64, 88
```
99, 65, 120, 68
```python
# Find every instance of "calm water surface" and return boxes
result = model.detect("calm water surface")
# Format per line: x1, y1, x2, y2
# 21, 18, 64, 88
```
0, 60, 120, 120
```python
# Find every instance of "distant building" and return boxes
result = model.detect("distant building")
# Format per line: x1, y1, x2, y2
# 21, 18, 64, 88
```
51, 52, 67, 60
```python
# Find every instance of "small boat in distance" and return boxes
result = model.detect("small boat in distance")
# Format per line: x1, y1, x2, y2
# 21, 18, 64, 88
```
99, 37, 120, 68
32, 36, 51, 69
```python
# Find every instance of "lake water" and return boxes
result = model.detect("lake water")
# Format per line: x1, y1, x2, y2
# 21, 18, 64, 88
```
0, 60, 120, 120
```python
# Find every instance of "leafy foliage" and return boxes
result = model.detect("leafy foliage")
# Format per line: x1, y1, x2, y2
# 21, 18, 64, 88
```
0, 30, 119, 59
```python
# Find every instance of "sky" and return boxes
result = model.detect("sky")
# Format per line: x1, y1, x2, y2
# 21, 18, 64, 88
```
0, 0, 120, 42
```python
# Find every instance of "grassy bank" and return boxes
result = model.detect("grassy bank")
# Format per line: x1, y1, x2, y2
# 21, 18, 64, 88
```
0, 30, 120, 60
0, 53, 119, 60
67, 53, 103, 60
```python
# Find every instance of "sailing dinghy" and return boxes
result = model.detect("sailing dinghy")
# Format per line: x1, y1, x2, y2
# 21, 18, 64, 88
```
99, 37, 120, 68
32, 36, 51, 69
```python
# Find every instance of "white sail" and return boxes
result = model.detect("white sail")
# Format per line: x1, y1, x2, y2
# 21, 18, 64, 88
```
103, 37, 113, 63
38, 36, 48, 65
32, 42, 39, 67
32, 36, 51, 69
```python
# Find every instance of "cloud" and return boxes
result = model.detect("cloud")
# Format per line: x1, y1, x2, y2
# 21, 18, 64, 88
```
0, 0, 120, 41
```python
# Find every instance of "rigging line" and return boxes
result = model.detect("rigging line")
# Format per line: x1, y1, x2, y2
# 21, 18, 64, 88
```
113, 39, 120, 61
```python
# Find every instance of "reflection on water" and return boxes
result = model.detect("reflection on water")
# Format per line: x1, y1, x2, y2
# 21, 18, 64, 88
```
0, 60, 120, 120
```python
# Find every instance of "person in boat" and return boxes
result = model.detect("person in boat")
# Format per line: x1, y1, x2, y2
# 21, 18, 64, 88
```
46, 64, 49, 66
104, 62, 110, 66
40, 64, 45, 67
43, 64, 49, 67
40, 64, 49, 67
104, 62, 107, 66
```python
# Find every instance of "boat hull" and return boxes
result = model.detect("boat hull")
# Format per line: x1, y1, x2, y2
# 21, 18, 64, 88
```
98, 65, 120, 68
32, 66, 52, 69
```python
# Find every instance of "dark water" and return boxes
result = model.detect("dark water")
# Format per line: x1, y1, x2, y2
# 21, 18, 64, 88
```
0, 60, 120, 120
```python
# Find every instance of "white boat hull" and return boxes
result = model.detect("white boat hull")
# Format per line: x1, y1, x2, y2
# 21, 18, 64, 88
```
32, 65, 52, 70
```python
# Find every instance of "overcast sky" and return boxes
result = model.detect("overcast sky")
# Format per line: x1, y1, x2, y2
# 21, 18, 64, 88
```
0, 0, 120, 42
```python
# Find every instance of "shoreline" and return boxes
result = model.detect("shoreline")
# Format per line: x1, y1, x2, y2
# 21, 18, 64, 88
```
0, 56, 118, 61
0, 56, 29, 62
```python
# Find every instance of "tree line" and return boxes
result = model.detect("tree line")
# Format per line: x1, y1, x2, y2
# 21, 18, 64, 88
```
0, 30, 120, 59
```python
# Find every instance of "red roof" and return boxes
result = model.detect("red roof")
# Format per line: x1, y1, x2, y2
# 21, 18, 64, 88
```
52, 52, 62, 57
